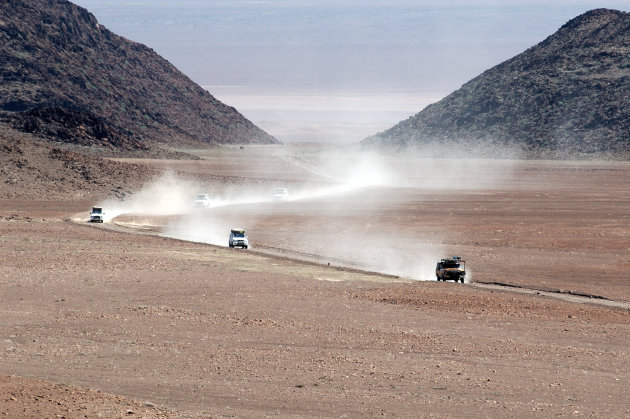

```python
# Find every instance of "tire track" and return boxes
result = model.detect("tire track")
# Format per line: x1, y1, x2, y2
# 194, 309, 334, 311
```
472, 281, 630, 310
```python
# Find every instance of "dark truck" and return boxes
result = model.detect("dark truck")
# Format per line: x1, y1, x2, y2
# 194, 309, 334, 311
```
436, 257, 466, 283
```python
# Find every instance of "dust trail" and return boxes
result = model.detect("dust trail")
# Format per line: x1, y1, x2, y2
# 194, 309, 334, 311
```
98, 152, 392, 221
95, 172, 276, 222
95, 172, 198, 222
88, 148, 518, 282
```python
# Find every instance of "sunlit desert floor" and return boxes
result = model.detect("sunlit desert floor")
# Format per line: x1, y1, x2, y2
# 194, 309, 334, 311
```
1, 144, 629, 417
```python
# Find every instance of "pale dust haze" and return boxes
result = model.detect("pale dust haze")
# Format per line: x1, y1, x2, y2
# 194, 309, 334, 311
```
96, 147, 516, 281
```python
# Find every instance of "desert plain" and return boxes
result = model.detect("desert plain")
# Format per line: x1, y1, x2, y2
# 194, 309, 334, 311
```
1, 144, 629, 417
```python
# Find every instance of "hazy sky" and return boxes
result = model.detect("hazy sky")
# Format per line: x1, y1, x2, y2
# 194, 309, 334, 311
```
72, 0, 629, 143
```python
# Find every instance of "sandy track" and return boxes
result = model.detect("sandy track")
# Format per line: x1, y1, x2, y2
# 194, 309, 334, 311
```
472, 282, 630, 310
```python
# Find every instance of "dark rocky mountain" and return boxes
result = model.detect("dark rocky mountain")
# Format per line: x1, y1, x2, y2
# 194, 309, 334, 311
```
363, 9, 630, 159
0, 0, 278, 155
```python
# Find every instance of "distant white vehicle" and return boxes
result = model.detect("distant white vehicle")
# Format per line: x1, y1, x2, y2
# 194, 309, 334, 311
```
193, 193, 211, 208
89, 206, 104, 223
229, 228, 249, 249
272, 188, 289, 201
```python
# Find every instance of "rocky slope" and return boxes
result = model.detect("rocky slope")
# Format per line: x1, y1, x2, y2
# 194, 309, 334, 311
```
0, 0, 278, 154
363, 9, 630, 159
0, 124, 157, 200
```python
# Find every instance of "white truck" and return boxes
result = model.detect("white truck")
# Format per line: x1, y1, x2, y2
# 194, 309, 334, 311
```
272, 188, 289, 201
89, 206, 104, 223
193, 193, 211, 208
229, 228, 249, 249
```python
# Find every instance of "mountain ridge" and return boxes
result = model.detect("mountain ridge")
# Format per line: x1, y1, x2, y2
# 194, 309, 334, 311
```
0, 0, 278, 154
362, 8, 630, 159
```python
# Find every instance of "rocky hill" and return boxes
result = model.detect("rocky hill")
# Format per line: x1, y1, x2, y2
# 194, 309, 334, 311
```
363, 9, 630, 159
0, 124, 158, 200
0, 0, 278, 155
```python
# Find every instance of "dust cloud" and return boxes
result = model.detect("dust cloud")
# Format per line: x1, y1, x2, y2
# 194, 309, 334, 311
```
93, 147, 516, 281
94, 172, 198, 222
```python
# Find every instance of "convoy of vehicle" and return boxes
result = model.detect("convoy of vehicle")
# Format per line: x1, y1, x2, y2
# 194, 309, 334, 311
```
435, 256, 466, 283
88, 192, 471, 279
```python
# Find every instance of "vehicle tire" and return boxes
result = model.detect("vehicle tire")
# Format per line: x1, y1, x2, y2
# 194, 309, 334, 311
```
244, 245, 248, 249
229, 244, 234, 248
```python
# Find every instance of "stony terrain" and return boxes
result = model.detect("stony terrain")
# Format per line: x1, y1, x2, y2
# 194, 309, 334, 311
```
0, 3, 629, 416
0, 0, 277, 155
1, 145, 629, 417
363, 9, 630, 159
0, 125, 157, 200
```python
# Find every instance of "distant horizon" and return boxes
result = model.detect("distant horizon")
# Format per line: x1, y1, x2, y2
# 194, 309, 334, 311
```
72, 1, 629, 143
